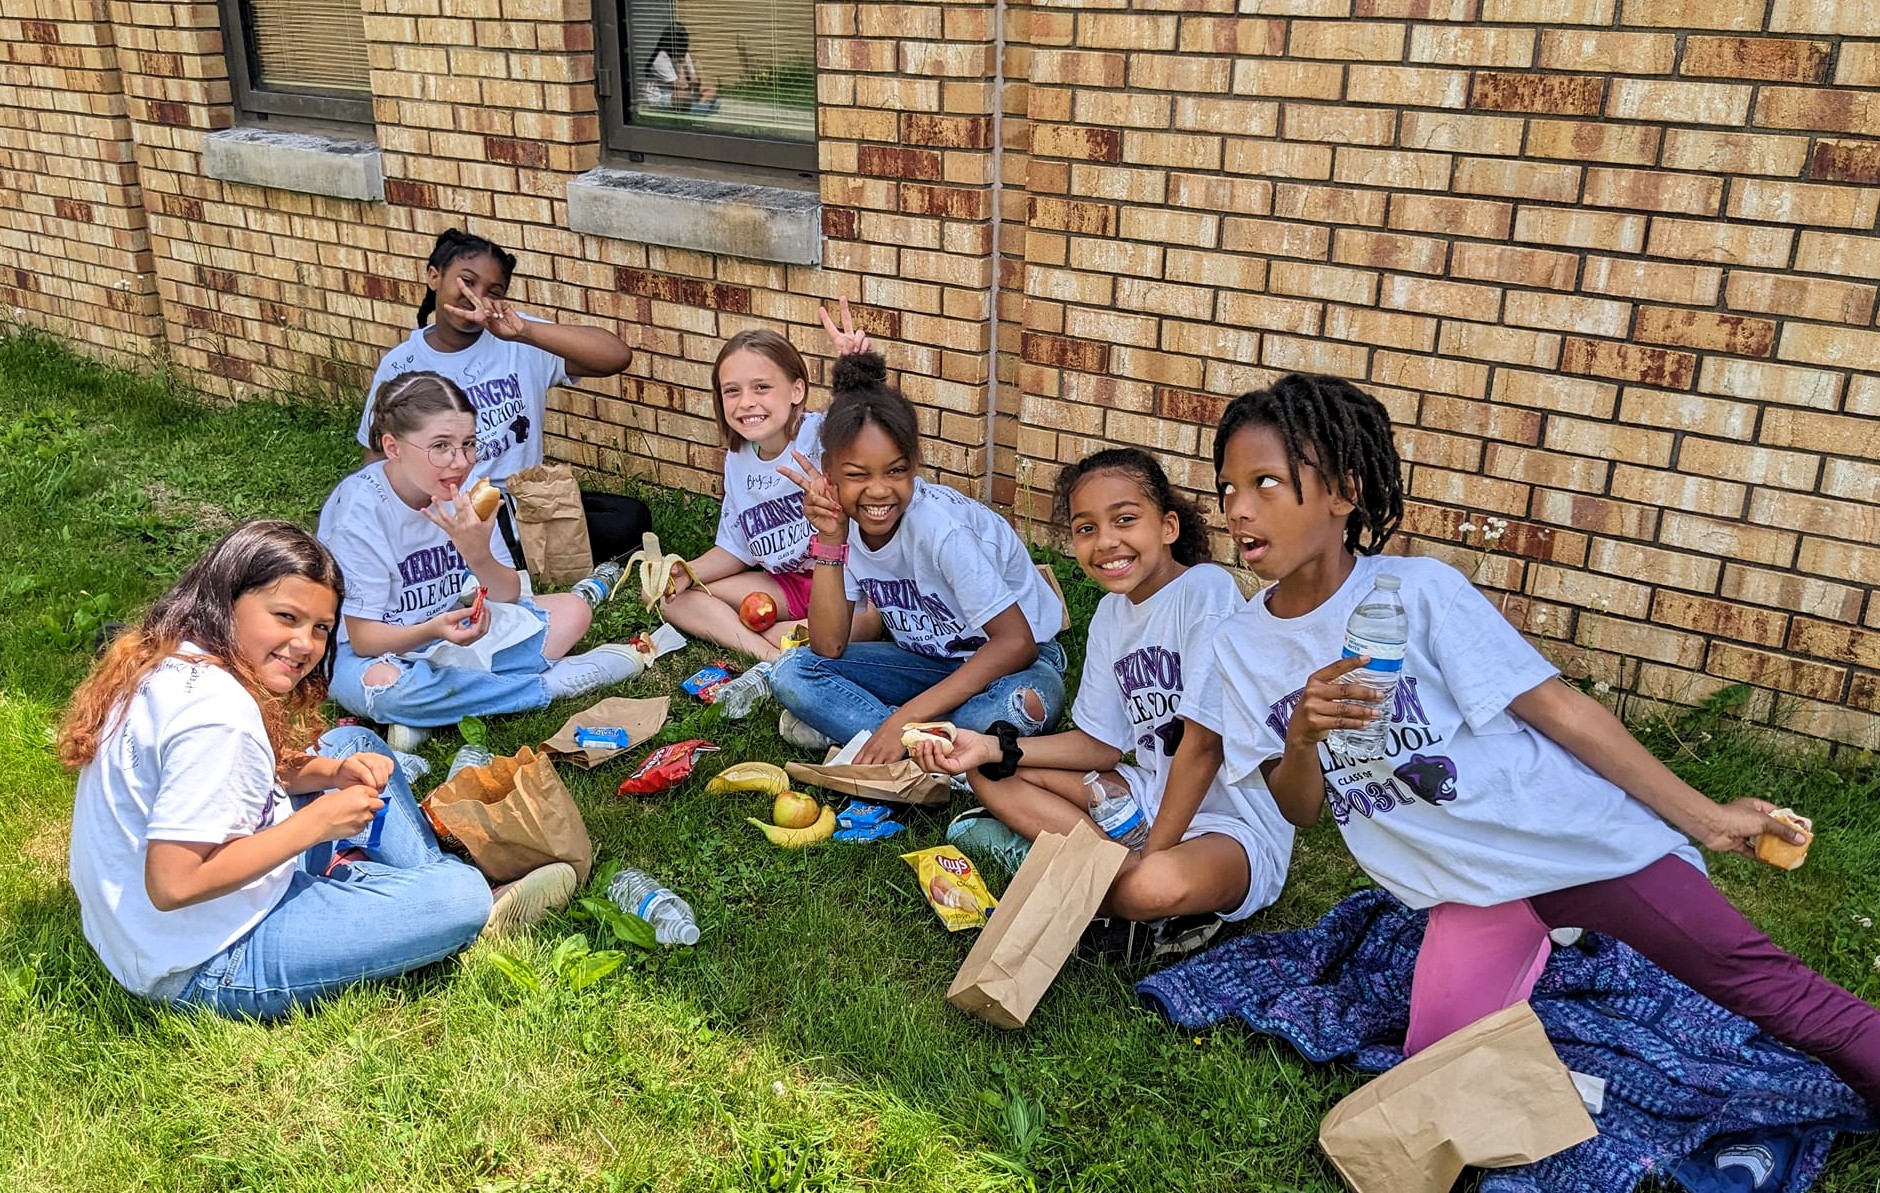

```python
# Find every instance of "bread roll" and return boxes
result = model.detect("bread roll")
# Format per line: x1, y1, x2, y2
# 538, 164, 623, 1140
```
1755, 807, 1813, 871
467, 478, 503, 520
900, 720, 956, 750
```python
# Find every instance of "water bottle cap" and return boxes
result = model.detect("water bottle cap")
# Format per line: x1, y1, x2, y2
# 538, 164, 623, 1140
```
1374, 574, 1401, 590
675, 923, 701, 946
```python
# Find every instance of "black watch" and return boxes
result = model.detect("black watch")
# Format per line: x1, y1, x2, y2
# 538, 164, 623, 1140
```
977, 720, 1024, 781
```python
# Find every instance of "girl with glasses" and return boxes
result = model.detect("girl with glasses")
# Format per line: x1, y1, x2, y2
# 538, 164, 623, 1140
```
319, 372, 644, 748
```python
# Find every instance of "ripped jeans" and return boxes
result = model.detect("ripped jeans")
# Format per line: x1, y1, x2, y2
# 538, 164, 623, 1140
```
328, 608, 553, 729
770, 639, 1067, 746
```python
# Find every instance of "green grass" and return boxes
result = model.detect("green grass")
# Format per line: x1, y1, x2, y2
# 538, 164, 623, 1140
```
0, 329, 1876, 1190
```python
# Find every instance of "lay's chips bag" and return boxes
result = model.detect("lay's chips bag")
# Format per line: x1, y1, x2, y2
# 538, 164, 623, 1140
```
902, 845, 997, 931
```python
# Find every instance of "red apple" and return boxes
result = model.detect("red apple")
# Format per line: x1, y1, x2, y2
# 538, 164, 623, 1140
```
739, 590, 778, 633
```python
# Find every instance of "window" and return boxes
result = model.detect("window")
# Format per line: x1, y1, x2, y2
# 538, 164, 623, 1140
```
218, 0, 374, 126
596, 0, 816, 173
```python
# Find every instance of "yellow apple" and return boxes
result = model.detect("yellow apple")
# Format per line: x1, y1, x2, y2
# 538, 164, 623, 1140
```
772, 791, 821, 830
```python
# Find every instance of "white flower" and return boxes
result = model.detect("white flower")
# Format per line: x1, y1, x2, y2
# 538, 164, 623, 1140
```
1460, 522, 1478, 534
1870, 955, 1879, 973
771, 1080, 786, 1097
1532, 608, 1550, 627
1593, 681, 1611, 695
1858, 917, 1872, 929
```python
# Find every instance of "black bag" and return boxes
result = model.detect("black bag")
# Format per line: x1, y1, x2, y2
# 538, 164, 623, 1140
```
498, 489, 653, 574
581, 490, 654, 564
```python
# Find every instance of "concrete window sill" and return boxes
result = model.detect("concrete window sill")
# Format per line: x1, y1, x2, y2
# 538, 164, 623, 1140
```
202, 128, 384, 202
567, 166, 820, 266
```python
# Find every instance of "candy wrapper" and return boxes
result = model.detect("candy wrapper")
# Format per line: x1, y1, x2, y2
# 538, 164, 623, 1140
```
617, 739, 718, 795
902, 845, 998, 931
682, 662, 735, 703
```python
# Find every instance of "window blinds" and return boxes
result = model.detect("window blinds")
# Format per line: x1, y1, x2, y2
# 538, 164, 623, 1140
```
246, 0, 372, 96
626, 0, 814, 142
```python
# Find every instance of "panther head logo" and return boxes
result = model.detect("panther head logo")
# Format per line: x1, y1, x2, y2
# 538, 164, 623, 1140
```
1392, 753, 1458, 805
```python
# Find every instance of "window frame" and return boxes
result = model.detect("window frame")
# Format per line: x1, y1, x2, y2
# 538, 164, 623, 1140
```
217, 0, 375, 128
594, 0, 818, 175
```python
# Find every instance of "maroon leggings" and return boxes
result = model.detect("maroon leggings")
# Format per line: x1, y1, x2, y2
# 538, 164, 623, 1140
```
1417, 855, 1880, 1111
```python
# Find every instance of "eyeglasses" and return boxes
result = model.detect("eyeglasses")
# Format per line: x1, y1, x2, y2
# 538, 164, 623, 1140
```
403, 437, 481, 467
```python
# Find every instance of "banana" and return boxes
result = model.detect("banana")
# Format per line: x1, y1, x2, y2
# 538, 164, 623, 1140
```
705, 760, 791, 795
746, 805, 837, 848
625, 530, 711, 607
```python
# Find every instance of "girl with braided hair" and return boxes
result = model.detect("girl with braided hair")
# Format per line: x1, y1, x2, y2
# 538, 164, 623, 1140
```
354, 228, 650, 564
1207, 372, 1880, 1111
322, 372, 644, 751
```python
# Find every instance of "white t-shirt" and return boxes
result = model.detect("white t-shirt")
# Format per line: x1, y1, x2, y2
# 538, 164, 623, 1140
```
69, 650, 293, 997
844, 480, 1061, 659
1077, 564, 1295, 853
355, 320, 572, 480
317, 461, 516, 647
640, 50, 695, 105
1211, 553, 1700, 910
715, 412, 823, 574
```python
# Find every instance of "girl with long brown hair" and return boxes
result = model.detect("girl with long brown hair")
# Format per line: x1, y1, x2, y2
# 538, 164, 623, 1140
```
63, 520, 497, 1019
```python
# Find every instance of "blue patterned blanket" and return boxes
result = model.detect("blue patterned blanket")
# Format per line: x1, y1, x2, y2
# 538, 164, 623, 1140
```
1137, 888, 1871, 1192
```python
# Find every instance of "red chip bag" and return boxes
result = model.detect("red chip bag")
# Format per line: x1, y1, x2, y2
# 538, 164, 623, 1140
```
617, 739, 719, 796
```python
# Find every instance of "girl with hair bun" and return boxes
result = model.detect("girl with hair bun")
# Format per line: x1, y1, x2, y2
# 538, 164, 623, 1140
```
769, 325, 1069, 765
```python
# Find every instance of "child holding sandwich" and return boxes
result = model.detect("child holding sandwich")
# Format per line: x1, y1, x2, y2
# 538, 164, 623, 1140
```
1206, 372, 1880, 1111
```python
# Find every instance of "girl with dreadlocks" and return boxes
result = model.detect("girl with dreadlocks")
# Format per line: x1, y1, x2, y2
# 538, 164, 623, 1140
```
1208, 372, 1880, 1110
355, 228, 649, 564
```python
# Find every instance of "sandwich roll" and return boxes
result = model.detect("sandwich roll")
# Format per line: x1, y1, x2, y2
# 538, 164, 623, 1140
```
1754, 807, 1813, 871
900, 720, 957, 751
466, 478, 503, 520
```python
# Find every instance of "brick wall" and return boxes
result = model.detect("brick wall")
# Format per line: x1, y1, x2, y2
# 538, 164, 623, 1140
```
2, 0, 1877, 746
0, 0, 159, 359
1005, 0, 1880, 748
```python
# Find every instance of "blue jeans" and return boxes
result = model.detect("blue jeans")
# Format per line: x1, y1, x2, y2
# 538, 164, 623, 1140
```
170, 727, 492, 1021
329, 606, 552, 728
770, 639, 1068, 745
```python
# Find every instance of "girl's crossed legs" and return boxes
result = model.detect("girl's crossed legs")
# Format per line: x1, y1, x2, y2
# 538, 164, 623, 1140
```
170, 727, 491, 1020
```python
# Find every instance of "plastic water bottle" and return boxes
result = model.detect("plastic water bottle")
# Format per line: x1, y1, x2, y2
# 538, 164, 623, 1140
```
445, 743, 494, 781
1084, 771, 1150, 850
572, 561, 625, 610
714, 659, 774, 719
1327, 573, 1408, 762
607, 868, 701, 946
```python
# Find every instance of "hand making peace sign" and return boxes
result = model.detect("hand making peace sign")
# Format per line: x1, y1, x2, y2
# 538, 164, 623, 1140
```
445, 287, 529, 341
776, 449, 848, 544
818, 296, 870, 357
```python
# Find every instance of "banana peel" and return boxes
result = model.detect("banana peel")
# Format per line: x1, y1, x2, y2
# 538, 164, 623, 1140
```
626, 530, 711, 607
705, 760, 791, 796
747, 805, 837, 848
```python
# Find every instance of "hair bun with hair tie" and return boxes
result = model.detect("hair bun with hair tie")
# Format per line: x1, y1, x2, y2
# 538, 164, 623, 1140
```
831, 351, 889, 395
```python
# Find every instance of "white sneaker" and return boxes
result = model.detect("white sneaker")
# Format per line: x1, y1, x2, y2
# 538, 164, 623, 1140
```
778, 709, 835, 751
482, 862, 577, 937
542, 644, 645, 700
385, 723, 430, 753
